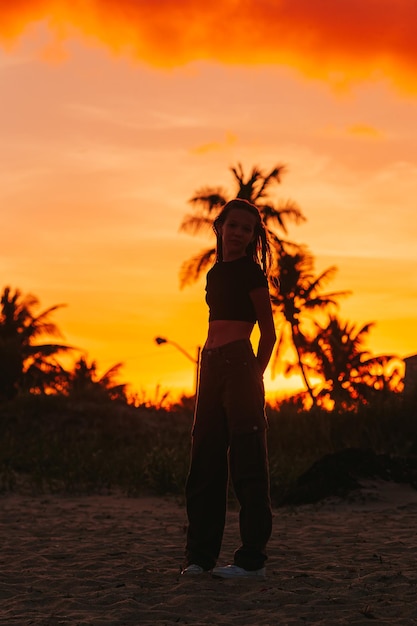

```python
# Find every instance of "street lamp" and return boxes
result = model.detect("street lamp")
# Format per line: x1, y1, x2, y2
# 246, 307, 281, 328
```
154, 336, 201, 398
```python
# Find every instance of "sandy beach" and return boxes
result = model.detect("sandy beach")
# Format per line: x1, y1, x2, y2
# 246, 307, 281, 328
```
2, 482, 417, 625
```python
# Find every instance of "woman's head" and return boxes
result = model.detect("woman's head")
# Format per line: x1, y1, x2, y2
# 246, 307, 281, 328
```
213, 199, 270, 271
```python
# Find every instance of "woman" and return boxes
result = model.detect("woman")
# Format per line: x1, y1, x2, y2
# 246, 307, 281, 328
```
182, 198, 276, 579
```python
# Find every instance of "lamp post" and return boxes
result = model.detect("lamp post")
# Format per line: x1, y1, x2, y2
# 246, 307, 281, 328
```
154, 336, 201, 398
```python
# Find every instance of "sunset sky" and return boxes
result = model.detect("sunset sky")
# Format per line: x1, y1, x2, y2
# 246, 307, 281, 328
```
1, 1, 417, 401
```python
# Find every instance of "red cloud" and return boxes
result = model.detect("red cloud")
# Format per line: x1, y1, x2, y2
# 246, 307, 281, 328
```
1, 0, 416, 91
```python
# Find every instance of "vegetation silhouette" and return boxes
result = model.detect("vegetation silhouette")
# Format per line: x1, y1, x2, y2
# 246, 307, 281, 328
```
308, 316, 402, 411
0, 286, 128, 404
1, 391, 416, 502
0, 286, 71, 400
62, 357, 128, 403
269, 247, 351, 406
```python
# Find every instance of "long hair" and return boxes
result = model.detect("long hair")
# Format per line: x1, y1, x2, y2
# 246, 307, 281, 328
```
213, 199, 271, 274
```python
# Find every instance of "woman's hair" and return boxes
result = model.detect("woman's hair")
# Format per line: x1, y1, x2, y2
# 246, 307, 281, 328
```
213, 198, 271, 273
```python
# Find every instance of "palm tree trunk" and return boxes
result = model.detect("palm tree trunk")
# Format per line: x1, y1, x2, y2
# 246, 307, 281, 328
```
292, 324, 316, 406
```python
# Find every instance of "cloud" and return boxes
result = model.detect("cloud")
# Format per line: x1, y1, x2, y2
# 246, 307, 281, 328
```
347, 124, 383, 139
191, 132, 238, 155
1, 1, 417, 92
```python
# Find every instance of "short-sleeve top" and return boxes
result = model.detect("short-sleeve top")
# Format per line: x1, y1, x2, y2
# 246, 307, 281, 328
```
205, 256, 268, 323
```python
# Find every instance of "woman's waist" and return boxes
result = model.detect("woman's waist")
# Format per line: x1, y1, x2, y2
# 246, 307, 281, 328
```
204, 320, 254, 350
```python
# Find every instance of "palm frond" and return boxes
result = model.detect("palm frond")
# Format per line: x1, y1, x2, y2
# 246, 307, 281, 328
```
254, 165, 285, 200
307, 266, 338, 290
25, 343, 74, 358
302, 295, 346, 310
99, 362, 124, 386
261, 200, 305, 234
188, 188, 227, 212
179, 214, 216, 236
179, 248, 216, 289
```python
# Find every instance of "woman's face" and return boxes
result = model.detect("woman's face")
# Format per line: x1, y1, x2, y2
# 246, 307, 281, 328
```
219, 208, 257, 261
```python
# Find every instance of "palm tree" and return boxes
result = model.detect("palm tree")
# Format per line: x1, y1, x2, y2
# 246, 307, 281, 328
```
269, 248, 351, 405
308, 315, 399, 411
0, 286, 71, 399
179, 163, 305, 287
64, 357, 128, 402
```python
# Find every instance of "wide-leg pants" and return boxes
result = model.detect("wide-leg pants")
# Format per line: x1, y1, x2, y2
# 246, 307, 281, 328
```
185, 339, 272, 571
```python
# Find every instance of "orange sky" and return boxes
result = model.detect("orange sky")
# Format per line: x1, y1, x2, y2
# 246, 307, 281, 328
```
2, 0, 417, 91
1, 2, 417, 401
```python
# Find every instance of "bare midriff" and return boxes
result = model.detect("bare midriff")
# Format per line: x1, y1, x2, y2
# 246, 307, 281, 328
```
204, 320, 255, 349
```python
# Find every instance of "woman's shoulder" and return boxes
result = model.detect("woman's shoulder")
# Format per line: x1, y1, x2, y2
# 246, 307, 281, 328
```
208, 256, 266, 278
243, 258, 269, 288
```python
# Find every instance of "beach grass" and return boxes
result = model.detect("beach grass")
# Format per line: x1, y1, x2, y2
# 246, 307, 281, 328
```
0, 393, 416, 503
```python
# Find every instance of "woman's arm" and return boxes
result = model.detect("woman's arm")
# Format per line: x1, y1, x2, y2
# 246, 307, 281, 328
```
250, 287, 276, 375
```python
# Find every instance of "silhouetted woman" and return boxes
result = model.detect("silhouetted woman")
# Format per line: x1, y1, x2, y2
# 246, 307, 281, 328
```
182, 198, 276, 579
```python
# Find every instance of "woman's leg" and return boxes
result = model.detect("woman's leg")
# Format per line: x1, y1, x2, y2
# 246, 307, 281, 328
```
185, 421, 229, 570
222, 340, 272, 571
229, 430, 272, 571
184, 351, 229, 571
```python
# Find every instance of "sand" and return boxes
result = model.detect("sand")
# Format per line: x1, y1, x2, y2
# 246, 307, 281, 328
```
2, 482, 417, 625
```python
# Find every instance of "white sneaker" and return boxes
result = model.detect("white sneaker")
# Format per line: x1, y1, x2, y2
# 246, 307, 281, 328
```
181, 563, 205, 575
212, 564, 266, 579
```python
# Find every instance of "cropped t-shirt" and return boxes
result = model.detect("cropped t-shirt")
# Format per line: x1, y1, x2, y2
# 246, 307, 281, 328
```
205, 256, 269, 323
